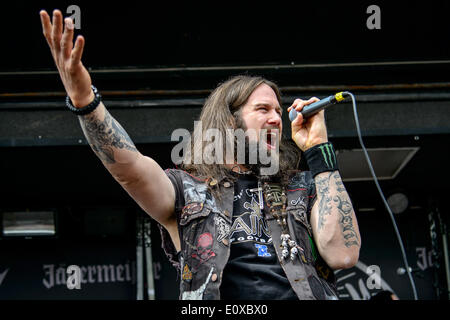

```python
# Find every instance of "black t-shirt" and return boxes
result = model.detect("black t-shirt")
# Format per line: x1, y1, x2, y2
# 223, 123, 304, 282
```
220, 174, 298, 300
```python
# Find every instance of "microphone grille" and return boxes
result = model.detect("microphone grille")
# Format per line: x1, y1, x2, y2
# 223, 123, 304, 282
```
289, 108, 298, 122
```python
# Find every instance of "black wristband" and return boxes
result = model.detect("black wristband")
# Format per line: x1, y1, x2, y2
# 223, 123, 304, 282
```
303, 142, 338, 177
66, 85, 102, 116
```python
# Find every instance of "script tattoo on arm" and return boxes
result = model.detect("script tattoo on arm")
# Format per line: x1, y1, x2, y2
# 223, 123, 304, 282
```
332, 172, 360, 248
79, 109, 137, 164
315, 172, 334, 230
334, 173, 346, 193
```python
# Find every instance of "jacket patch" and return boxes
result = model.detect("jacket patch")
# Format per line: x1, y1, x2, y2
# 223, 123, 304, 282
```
288, 172, 309, 189
182, 202, 204, 219
316, 263, 331, 280
182, 179, 218, 210
214, 216, 230, 242
182, 264, 193, 282
192, 232, 216, 265
255, 244, 271, 257
290, 195, 307, 208
181, 267, 214, 300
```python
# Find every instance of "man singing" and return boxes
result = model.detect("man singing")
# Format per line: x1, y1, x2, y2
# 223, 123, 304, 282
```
40, 9, 361, 300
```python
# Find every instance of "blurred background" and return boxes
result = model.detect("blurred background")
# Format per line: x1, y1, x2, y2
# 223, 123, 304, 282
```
0, 1, 449, 300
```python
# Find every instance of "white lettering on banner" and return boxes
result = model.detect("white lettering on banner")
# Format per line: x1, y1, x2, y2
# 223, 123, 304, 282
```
43, 264, 54, 289
42, 261, 136, 289
116, 265, 124, 281
56, 266, 66, 285
416, 247, 433, 271
80, 266, 88, 284
87, 265, 96, 283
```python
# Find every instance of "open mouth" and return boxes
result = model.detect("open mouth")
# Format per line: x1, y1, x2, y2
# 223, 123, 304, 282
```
265, 130, 278, 150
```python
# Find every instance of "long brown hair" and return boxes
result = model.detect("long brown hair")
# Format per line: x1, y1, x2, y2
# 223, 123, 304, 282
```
181, 75, 301, 183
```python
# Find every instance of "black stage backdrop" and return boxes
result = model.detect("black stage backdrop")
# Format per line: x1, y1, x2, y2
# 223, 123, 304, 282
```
0, 209, 179, 300
0, 203, 440, 300
0, 0, 449, 301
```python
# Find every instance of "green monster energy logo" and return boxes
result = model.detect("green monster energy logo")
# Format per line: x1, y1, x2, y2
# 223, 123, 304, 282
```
318, 144, 336, 169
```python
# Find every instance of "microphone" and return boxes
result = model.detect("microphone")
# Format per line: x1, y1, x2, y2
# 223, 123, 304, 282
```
289, 91, 351, 122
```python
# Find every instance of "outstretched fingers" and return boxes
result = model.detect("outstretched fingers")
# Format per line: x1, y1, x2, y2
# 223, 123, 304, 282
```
40, 10, 53, 47
40, 9, 84, 69
51, 10, 63, 53
70, 35, 85, 70
61, 18, 74, 60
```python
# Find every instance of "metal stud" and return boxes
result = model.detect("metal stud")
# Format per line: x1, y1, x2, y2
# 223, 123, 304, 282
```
290, 247, 298, 261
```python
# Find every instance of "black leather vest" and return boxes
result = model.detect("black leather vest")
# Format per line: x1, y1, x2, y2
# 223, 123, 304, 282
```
157, 169, 338, 300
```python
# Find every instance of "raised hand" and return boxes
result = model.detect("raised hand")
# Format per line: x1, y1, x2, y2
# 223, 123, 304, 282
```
40, 9, 94, 108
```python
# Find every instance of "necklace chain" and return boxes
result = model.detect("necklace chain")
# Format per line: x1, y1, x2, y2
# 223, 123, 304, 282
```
261, 180, 302, 261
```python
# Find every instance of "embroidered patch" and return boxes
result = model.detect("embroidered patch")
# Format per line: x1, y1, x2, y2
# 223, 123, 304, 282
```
289, 172, 308, 189
181, 202, 204, 220
255, 244, 271, 257
214, 216, 230, 241
290, 195, 306, 207
192, 232, 216, 263
182, 264, 193, 282
182, 267, 214, 300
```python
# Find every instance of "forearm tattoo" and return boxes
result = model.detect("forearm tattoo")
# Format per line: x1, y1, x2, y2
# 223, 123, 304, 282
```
79, 109, 137, 164
315, 172, 334, 230
315, 172, 360, 248
332, 172, 359, 248
334, 174, 346, 193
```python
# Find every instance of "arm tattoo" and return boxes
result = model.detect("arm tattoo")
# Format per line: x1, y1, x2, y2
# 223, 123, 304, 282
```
315, 171, 360, 248
333, 174, 360, 247
315, 172, 333, 230
333, 194, 359, 248
79, 109, 137, 164
333, 172, 346, 193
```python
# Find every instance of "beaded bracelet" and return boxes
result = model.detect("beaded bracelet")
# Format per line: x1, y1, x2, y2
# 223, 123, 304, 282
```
65, 85, 102, 116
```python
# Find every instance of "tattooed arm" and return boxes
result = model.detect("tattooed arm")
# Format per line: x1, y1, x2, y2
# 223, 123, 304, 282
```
79, 104, 137, 164
81, 104, 180, 250
289, 97, 361, 270
310, 171, 361, 269
77, 103, 178, 234
40, 10, 180, 251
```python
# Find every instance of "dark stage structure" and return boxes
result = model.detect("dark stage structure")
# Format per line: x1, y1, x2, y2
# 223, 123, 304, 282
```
0, 2, 449, 300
